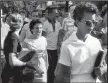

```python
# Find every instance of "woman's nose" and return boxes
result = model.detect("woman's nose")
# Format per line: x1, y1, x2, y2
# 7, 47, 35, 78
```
37, 28, 42, 31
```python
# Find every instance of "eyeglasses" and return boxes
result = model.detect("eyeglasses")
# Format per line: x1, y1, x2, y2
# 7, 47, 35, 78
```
85, 20, 98, 27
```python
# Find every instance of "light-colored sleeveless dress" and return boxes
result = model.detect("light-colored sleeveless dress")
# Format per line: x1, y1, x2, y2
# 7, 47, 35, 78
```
23, 36, 48, 82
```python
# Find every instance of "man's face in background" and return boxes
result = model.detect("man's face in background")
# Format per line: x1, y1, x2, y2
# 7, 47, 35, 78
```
48, 8, 59, 20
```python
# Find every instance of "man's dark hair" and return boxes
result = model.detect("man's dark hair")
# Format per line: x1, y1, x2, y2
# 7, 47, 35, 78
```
29, 19, 42, 34
46, 7, 58, 14
73, 2, 99, 21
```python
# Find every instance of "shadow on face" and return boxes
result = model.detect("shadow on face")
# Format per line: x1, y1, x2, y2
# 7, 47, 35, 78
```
77, 13, 97, 34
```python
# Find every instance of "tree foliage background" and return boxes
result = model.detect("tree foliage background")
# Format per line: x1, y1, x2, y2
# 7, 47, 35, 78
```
1, 1, 38, 17
1, 1, 107, 15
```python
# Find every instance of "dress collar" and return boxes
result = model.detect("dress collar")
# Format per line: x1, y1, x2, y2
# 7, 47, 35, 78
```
69, 32, 90, 45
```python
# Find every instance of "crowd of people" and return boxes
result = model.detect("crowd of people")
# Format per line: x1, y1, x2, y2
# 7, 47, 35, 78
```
1, 1, 107, 83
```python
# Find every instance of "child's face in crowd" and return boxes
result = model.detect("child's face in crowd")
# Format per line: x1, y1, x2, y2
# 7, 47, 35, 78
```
32, 23, 43, 36
77, 12, 97, 34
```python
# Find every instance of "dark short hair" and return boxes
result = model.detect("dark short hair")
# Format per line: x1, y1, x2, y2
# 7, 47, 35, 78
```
73, 2, 99, 21
29, 19, 42, 34
46, 7, 58, 14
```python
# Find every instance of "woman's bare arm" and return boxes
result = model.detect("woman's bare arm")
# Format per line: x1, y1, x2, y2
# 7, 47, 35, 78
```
9, 53, 26, 67
54, 63, 71, 83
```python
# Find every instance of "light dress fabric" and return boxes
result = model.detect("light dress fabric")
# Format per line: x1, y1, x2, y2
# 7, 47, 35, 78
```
58, 32, 103, 82
22, 36, 48, 82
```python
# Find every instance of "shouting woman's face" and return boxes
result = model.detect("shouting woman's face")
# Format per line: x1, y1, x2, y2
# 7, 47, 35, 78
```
7, 13, 24, 31
31, 23, 43, 37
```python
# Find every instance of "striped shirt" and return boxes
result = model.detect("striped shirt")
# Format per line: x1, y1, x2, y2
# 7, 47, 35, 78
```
62, 16, 76, 32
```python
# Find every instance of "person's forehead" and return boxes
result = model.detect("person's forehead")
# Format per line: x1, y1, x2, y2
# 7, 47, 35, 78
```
82, 12, 96, 21
34, 23, 42, 27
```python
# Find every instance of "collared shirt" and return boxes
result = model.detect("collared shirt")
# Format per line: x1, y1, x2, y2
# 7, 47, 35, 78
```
43, 20, 62, 50
58, 32, 103, 76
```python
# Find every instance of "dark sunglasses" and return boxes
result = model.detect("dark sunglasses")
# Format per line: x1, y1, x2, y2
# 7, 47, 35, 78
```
85, 20, 98, 27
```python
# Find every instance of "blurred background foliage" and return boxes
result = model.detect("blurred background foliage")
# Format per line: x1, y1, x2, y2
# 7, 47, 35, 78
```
1, 1, 107, 16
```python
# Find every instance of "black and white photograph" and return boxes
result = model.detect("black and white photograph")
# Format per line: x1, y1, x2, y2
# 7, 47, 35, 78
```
0, 0, 107, 83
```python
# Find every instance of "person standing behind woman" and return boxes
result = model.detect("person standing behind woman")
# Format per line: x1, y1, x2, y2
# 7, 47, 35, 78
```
42, 8, 62, 83
57, 5, 77, 55
20, 10, 39, 43
21, 19, 48, 83
1, 13, 35, 83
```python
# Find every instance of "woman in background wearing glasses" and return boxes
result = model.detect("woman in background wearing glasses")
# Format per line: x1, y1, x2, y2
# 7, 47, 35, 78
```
54, 2, 103, 83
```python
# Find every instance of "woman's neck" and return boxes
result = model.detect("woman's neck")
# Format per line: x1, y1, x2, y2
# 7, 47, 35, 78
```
30, 34, 41, 39
76, 29, 88, 41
